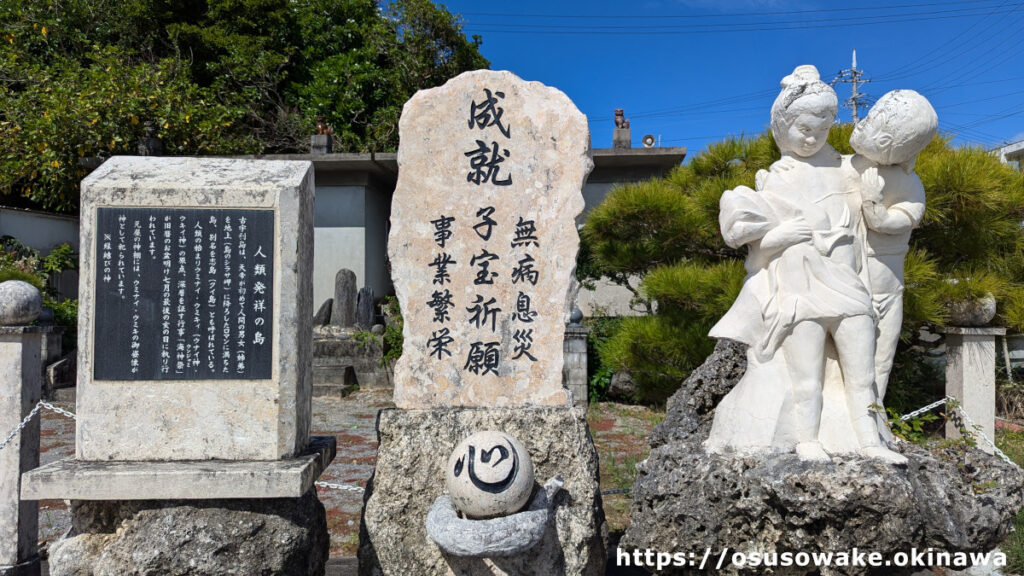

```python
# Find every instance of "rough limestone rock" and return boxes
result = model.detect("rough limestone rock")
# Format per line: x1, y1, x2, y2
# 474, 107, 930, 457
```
388, 69, 591, 409
49, 490, 328, 576
648, 339, 746, 448
0, 280, 42, 326
360, 407, 607, 576
624, 343, 1024, 575
313, 298, 333, 326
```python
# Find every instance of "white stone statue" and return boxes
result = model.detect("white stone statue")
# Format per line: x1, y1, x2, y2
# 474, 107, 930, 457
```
704, 66, 937, 464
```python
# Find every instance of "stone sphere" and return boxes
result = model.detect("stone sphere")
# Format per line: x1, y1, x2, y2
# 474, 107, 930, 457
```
445, 431, 535, 519
0, 280, 42, 326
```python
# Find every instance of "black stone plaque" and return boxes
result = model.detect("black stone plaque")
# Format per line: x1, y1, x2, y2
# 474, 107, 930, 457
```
93, 207, 275, 380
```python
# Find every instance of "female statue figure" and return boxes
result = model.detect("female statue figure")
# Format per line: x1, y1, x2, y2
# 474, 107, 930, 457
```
705, 66, 935, 465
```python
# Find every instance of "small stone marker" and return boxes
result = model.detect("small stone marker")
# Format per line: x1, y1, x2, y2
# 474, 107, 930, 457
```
331, 268, 357, 328
313, 298, 333, 326
389, 70, 591, 408
73, 156, 314, 461
356, 286, 375, 329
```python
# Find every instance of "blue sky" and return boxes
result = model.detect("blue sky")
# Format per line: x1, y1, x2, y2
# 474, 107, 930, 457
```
439, 0, 1024, 158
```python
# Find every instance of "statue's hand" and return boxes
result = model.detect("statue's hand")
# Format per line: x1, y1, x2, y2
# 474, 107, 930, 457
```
861, 166, 885, 204
761, 217, 812, 252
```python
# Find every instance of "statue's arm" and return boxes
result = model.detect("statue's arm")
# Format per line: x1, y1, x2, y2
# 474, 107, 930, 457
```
720, 186, 773, 248
861, 169, 926, 234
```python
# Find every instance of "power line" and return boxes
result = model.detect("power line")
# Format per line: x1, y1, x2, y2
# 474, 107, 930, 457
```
872, 0, 1020, 80
463, 4, 1024, 35
459, 0, 1007, 21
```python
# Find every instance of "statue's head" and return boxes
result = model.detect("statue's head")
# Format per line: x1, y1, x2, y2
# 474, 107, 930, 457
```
851, 90, 937, 173
770, 65, 838, 158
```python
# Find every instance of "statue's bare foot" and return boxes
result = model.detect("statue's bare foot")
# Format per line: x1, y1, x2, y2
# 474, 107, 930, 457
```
795, 442, 831, 462
861, 446, 908, 466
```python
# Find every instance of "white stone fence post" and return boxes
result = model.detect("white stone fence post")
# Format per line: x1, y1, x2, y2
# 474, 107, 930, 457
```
1, 326, 48, 576
943, 326, 1006, 454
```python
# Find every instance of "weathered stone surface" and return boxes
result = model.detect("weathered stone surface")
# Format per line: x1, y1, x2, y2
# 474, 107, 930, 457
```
76, 156, 314, 461
48, 489, 328, 576
360, 407, 607, 576
312, 335, 388, 389
313, 298, 333, 326
563, 325, 588, 406
648, 338, 746, 448
0, 329, 42, 572
625, 343, 1024, 575
332, 268, 357, 328
389, 70, 591, 408
426, 477, 562, 558
445, 431, 534, 519
606, 372, 636, 402
356, 286, 375, 329
0, 281, 41, 326
45, 350, 76, 396
21, 436, 335, 501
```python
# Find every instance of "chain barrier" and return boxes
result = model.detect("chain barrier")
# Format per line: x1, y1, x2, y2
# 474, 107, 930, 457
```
601, 488, 631, 496
898, 395, 1016, 466
0, 400, 76, 453
315, 481, 365, 493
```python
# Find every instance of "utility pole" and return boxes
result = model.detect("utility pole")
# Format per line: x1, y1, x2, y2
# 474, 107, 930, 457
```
832, 49, 870, 123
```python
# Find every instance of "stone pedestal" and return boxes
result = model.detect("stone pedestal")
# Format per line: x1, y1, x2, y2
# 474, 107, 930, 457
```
624, 341, 1024, 575
359, 407, 607, 576
563, 325, 589, 406
944, 326, 1006, 453
612, 128, 631, 149
0, 326, 49, 576
311, 134, 333, 155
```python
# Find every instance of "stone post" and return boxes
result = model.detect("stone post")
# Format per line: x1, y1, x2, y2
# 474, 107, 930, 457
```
310, 134, 333, 155
563, 324, 589, 406
1, 326, 46, 576
943, 326, 1006, 453
331, 268, 357, 328
613, 127, 631, 149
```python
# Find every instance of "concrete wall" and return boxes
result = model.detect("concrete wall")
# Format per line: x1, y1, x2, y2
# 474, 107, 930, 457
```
0, 207, 79, 253
0, 207, 80, 299
312, 185, 367, 309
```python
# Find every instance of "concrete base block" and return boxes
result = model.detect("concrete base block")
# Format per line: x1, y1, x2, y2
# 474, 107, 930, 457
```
21, 436, 335, 501
359, 406, 607, 576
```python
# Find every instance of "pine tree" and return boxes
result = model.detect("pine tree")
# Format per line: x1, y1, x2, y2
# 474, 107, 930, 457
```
580, 126, 1024, 404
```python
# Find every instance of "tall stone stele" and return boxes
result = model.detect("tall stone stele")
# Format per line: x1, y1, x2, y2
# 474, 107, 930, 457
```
360, 70, 607, 576
21, 157, 335, 576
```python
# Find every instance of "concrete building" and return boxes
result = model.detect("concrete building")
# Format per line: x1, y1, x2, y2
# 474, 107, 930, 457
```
998, 140, 1024, 170
0, 147, 686, 309
257, 147, 687, 310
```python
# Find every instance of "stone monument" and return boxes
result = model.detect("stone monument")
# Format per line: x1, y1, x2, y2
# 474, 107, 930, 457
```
623, 67, 1024, 572
20, 157, 335, 575
360, 70, 606, 575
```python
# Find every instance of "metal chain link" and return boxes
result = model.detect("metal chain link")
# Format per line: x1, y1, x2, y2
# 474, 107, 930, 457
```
39, 400, 77, 420
315, 481, 365, 493
897, 395, 1016, 466
0, 402, 42, 453
0, 401, 76, 453
898, 397, 950, 422
601, 488, 631, 495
